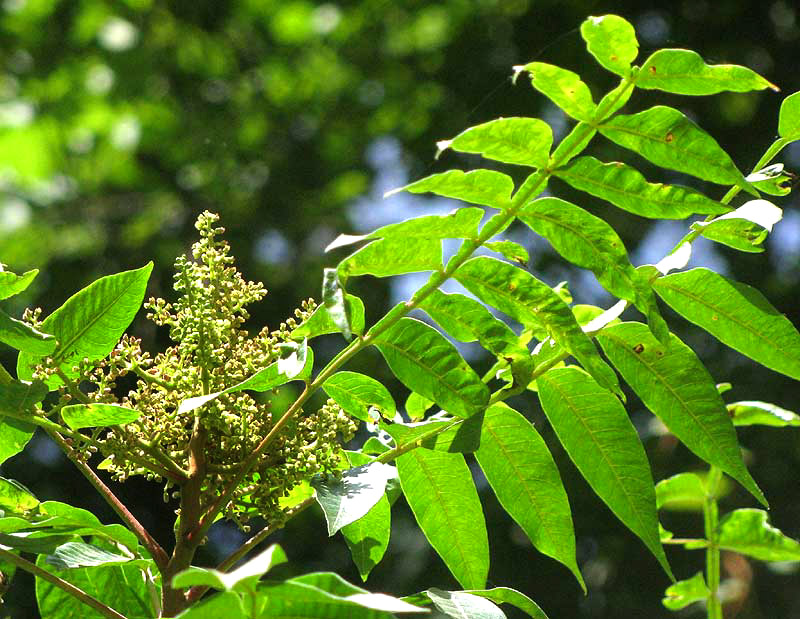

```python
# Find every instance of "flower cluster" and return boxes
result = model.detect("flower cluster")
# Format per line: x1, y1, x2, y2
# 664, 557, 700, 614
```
92, 212, 356, 525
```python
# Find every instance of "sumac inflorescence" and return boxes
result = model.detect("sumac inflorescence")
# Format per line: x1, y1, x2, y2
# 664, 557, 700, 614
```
0, 13, 799, 619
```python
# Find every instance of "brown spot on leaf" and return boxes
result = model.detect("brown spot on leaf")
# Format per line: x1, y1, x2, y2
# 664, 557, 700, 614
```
665, 132, 674, 143
633, 343, 645, 354
711, 314, 719, 321
649, 65, 657, 74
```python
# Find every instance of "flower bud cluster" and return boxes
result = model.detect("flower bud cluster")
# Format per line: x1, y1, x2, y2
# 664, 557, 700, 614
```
93, 211, 352, 527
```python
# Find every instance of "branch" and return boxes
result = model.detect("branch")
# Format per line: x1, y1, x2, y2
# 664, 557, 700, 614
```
0, 547, 128, 619
44, 428, 169, 572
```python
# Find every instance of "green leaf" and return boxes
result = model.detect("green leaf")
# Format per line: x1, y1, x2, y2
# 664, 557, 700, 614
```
60, 403, 140, 430
0, 379, 47, 464
580, 15, 638, 77
36, 553, 156, 619
729, 400, 800, 427
311, 462, 397, 536
291, 294, 365, 340
653, 268, 800, 380
372, 317, 489, 418
0, 531, 73, 554
692, 199, 781, 253
338, 238, 442, 278
463, 588, 549, 619
322, 268, 353, 339
475, 404, 584, 590
386, 414, 483, 454
598, 106, 747, 186
172, 544, 287, 592
718, 509, 800, 561
342, 493, 392, 581
426, 588, 506, 619
537, 367, 671, 577
553, 156, 729, 219
46, 542, 138, 569
518, 197, 667, 342
387, 169, 515, 210
405, 391, 434, 421
454, 257, 620, 395
174, 591, 245, 618
418, 289, 527, 359
0, 268, 38, 300
397, 447, 488, 590
638, 48, 775, 95
323, 372, 396, 422
178, 340, 309, 413
778, 91, 800, 140
438, 118, 552, 169
597, 322, 765, 506
747, 163, 794, 196
656, 473, 707, 511
327, 207, 484, 251
662, 572, 708, 611
0, 309, 56, 355
483, 240, 529, 266
17, 262, 153, 384
522, 62, 596, 122
0, 476, 38, 513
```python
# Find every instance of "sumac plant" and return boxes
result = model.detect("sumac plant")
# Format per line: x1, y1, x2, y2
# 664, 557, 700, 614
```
0, 13, 799, 619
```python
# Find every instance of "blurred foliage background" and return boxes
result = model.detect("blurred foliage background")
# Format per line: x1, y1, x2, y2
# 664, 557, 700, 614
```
0, 0, 798, 617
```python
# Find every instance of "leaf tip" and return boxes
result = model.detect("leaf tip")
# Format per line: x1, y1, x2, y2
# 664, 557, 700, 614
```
435, 140, 453, 159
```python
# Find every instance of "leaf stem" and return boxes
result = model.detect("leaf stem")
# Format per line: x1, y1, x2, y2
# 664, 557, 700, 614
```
704, 466, 723, 619
0, 547, 128, 619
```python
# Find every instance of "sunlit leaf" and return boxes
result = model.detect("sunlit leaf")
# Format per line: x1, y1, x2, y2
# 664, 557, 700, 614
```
455, 257, 620, 394
172, 545, 287, 592
598, 322, 765, 506
373, 317, 489, 418
46, 542, 138, 569
386, 414, 483, 454
60, 403, 140, 431
338, 238, 442, 278
656, 473, 707, 511
475, 404, 584, 590
580, 14, 638, 77
0, 476, 38, 513
522, 62, 596, 122
322, 268, 353, 339
463, 588, 549, 619
397, 447, 488, 590
291, 294, 365, 340
598, 106, 747, 187
778, 91, 800, 141
653, 268, 800, 380
638, 48, 775, 95
426, 588, 505, 619
0, 268, 38, 300
719, 509, 800, 562
342, 493, 391, 581
483, 240, 529, 265
662, 572, 708, 611
0, 309, 56, 355
729, 400, 800, 427
323, 371, 396, 422
553, 156, 729, 218
387, 169, 515, 210
17, 263, 153, 385
438, 118, 552, 169
0, 379, 47, 464
538, 367, 671, 577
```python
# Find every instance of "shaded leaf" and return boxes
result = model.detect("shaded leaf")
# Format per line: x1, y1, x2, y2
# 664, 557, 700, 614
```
522, 62, 595, 121
653, 268, 800, 380
598, 106, 747, 186
0, 379, 47, 464
554, 156, 729, 219
61, 403, 140, 431
172, 544, 287, 592
719, 509, 800, 562
174, 591, 245, 618
387, 169, 515, 210
438, 118, 552, 169
397, 447, 488, 590
418, 289, 527, 359
311, 462, 397, 536
338, 238, 442, 278
373, 317, 488, 418
475, 404, 583, 590
322, 268, 353, 339
342, 493, 392, 581
386, 414, 483, 454
455, 257, 620, 394
537, 367, 671, 577
17, 263, 153, 385
580, 14, 638, 77
46, 542, 137, 569
729, 400, 800, 427
291, 294, 365, 340
662, 572, 708, 611
323, 371, 396, 422
638, 48, 775, 95
597, 322, 765, 505
327, 208, 483, 251
0, 309, 56, 355
0, 268, 38, 300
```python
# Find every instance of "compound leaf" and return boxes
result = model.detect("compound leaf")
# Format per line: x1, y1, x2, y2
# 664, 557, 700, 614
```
0, 268, 38, 300
61, 404, 140, 431
291, 294, 365, 340
342, 494, 392, 581
662, 572, 708, 611
729, 400, 800, 427
523, 62, 596, 121
779, 91, 800, 141
0, 309, 56, 355
338, 238, 441, 278
438, 118, 552, 169
387, 169, 514, 210
323, 371, 396, 422
580, 15, 638, 77
718, 509, 800, 561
